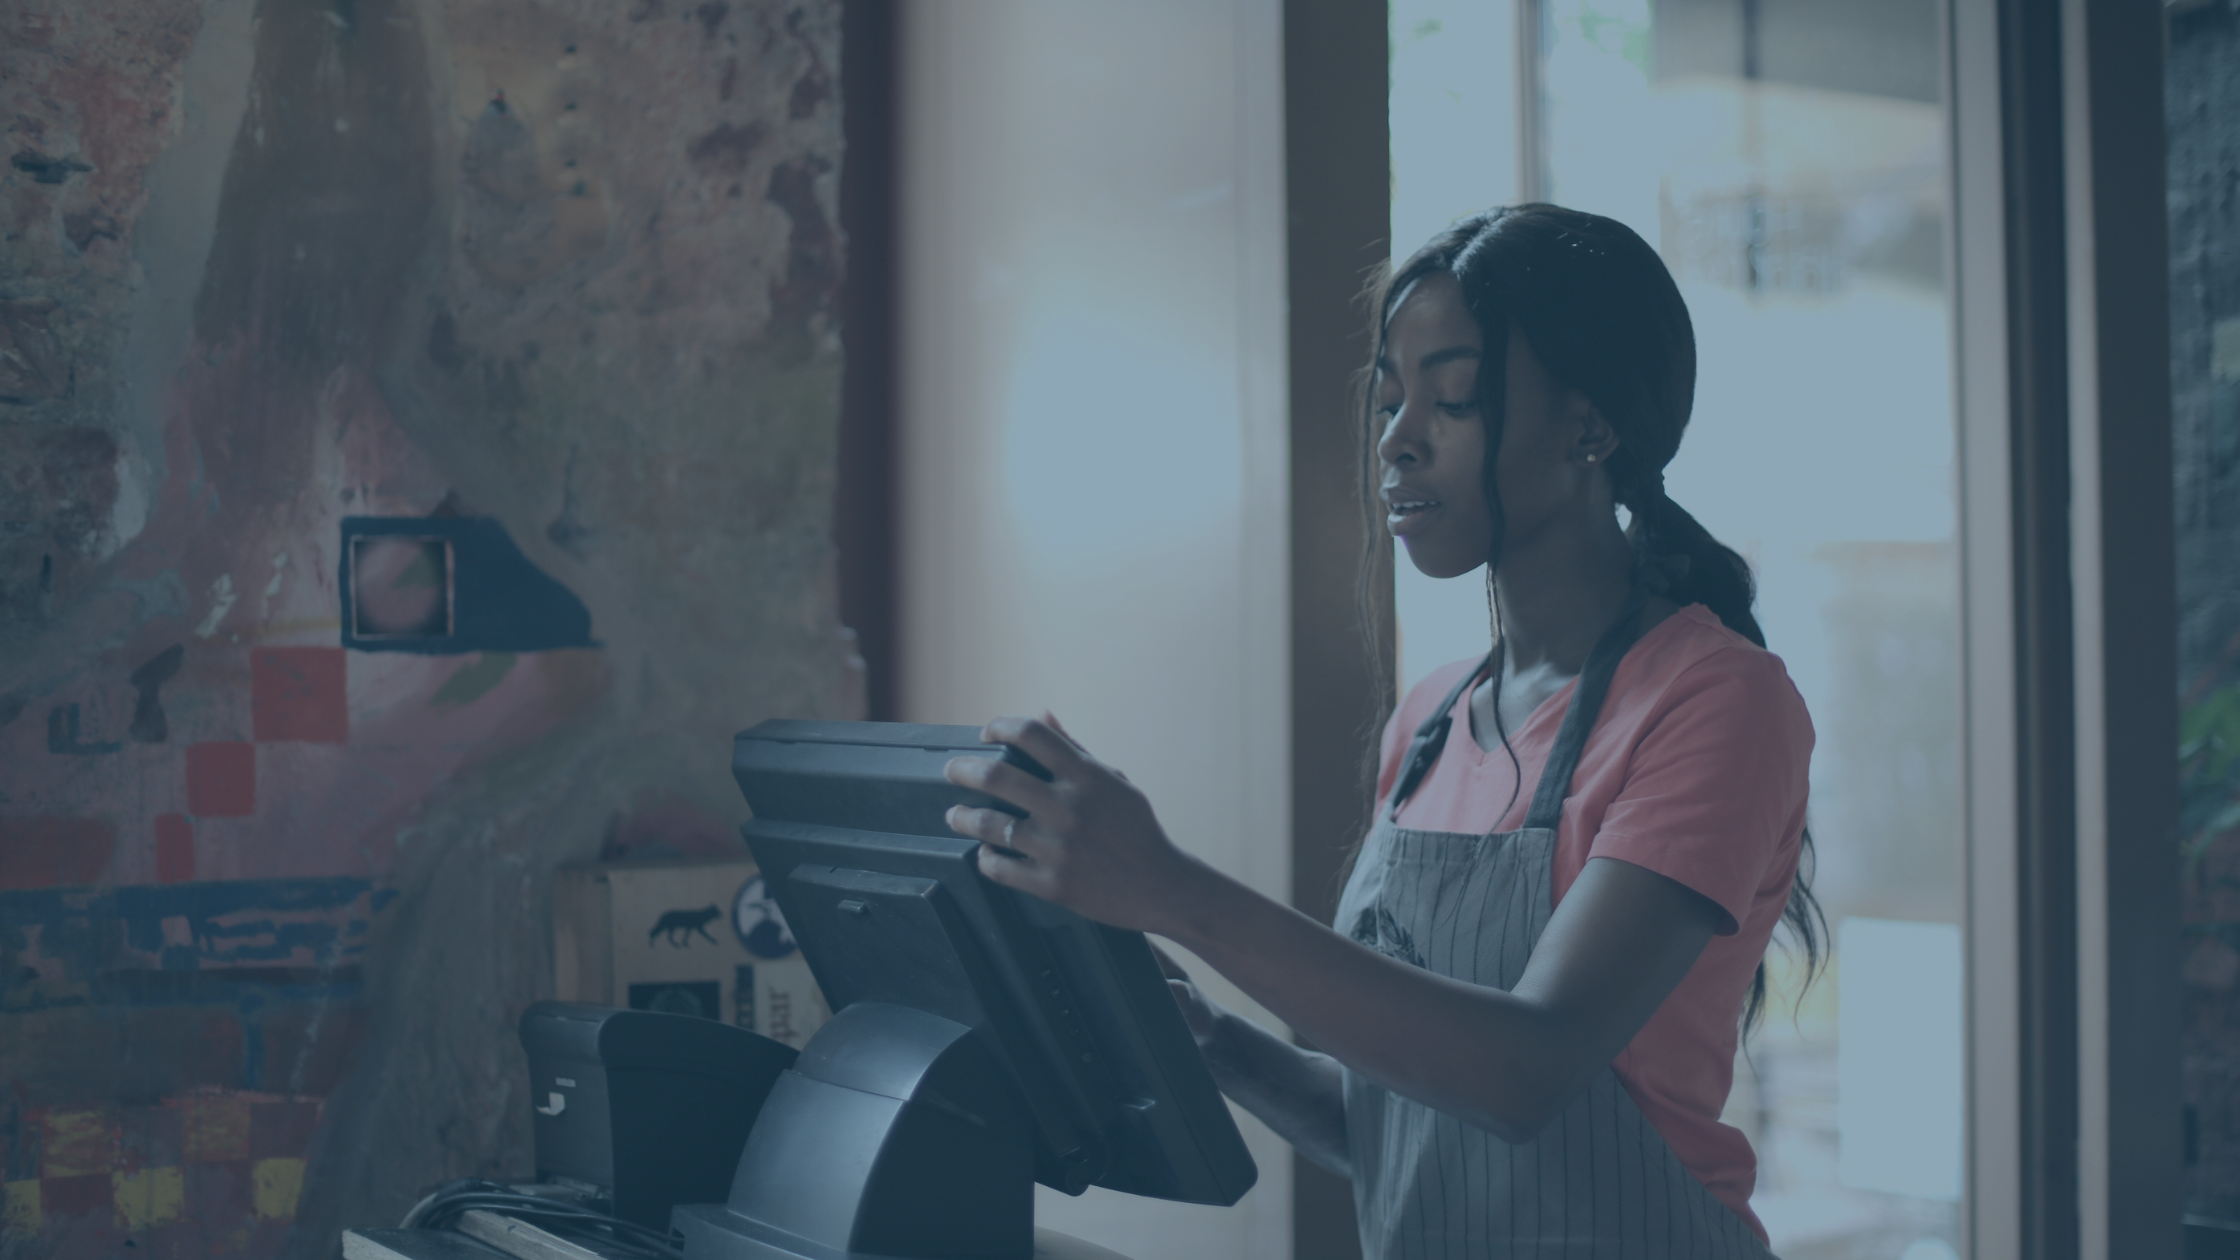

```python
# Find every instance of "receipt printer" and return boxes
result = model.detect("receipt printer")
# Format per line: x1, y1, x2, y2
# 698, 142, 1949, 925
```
519, 1002, 797, 1228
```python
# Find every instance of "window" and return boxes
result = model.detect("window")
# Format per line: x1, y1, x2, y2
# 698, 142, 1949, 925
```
1392, 4, 1966, 1253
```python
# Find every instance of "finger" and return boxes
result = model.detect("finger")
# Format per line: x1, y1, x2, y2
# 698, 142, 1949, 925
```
977, 842, 1053, 896
945, 804, 1015, 848
1042, 711, 1086, 751
944, 753, 1064, 818
982, 715, 1092, 780
945, 806, 1060, 863
1039, 711, 1133, 784
1148, 941, 1193, 983
1166, 979, 1216, 1039
1000, 817, 1064, 864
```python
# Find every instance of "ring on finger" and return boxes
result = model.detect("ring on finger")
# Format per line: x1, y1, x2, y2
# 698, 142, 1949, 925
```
1003, 816, 1021, 849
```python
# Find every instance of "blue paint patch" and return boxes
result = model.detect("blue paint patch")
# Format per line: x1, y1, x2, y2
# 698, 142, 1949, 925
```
340, 516, 599, 654
0, 876, 391, 1011
193, 916, 340, 961
108, 877, 373, 953
46, 703, 122, 755
239, 990, 266, 1089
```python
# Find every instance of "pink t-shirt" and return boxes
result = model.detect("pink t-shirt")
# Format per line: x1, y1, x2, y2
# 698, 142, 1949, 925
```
1375, 604, 1813, 1240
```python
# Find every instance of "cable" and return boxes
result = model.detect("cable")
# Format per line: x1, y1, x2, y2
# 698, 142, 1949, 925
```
441, 1202, 676, 1260
399, 1180, 682, 1259
436, 1200, 676, 1260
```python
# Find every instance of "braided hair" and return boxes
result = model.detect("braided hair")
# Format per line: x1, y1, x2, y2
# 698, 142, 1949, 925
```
1359, 204, 1824, 1034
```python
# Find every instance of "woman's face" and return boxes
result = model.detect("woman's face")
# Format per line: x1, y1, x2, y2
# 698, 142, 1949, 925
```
1374, 272, 1604, 580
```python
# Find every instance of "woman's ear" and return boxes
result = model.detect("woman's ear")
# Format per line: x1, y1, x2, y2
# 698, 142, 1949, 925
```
1572, 395, 1620, 467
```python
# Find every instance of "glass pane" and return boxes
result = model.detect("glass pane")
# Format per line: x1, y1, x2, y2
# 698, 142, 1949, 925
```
1541, 2, 1964, 1253
2170, 0, 2240, 1235
1393, 2, 1966, 1254
1389, 0, 1520, 693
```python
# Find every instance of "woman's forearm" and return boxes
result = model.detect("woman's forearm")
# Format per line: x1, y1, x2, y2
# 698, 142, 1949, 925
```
1155, 855, 1712, 1143
1161, 865, 1559, 1141
1197, 1004, 1351, 1177
938, 717, 1716, 1144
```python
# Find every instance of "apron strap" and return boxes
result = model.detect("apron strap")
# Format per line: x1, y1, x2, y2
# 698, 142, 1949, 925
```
1521, 584, 1651, 832
1384, 584, 1651, 825
1385, 650, 1495, 819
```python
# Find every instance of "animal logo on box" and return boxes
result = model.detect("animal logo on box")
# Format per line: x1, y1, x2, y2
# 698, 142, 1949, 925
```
647, 904, 721, 947
731, 875, 797, 959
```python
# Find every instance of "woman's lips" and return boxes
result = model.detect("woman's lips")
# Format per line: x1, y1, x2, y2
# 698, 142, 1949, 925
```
1386, 499, 1439, 535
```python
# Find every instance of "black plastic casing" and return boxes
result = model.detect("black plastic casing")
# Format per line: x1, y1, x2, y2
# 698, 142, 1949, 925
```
729, 720, 1258, 1208
518, 1002, 798, 1227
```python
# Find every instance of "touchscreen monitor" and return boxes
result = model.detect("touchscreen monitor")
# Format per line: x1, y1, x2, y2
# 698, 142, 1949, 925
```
731, 719, 1258, 1207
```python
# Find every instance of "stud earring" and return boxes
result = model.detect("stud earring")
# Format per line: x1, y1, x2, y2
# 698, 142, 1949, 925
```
1584, 452, 1598, 463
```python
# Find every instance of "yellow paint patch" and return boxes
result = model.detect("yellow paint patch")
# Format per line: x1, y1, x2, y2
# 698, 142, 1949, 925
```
112, 1167, 184, 1231
41, 1109, 115, 1178
251, 1157, 304, 1220
4, 1180, 41, 1233
181, 1093, 252, 1162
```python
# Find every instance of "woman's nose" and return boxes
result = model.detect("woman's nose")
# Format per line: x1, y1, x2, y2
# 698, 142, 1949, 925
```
1377, 403, 1426, 467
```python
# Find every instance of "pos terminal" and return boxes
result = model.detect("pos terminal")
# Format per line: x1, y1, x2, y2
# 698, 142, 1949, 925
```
673, 721, 1258, 1260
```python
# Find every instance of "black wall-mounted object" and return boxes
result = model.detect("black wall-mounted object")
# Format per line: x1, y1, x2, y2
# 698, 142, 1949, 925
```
674, 720, 1257, 1260
341, 516, 598, 654
518, 1002, 797, 1229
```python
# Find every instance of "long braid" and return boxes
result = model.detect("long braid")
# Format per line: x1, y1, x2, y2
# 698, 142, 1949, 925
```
1621, 478, 1826, 1034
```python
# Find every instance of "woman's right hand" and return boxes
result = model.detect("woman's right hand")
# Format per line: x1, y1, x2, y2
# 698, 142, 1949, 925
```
1152, 943, 1223, 1048
1151, 942, 1352, 1177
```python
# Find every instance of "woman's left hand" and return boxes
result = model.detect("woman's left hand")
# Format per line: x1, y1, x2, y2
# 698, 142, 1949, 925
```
943, 713, 1203, 934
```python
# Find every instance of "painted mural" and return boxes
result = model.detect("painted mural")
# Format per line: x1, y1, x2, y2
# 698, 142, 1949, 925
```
0, 1, 857, 1256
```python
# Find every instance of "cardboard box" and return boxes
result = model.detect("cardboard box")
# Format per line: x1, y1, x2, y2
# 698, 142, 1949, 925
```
553, 859, 829, 1049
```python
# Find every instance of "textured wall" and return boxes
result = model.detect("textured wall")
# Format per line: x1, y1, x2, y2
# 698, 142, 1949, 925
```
0, 0, 854, 1255
2171, 0, 2240, 1223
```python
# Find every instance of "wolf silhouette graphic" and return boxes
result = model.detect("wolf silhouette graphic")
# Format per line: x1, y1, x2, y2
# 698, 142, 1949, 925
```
649, 904, 722, 947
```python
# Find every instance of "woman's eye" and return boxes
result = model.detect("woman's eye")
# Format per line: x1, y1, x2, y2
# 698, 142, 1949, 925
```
1436, 400, 1478, 417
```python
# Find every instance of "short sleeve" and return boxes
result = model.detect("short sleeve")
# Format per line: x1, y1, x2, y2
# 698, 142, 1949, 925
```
1375, 705, 1409, 808
1588, 648, 1814, 935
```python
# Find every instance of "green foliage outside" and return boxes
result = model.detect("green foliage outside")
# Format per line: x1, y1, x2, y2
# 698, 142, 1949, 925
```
2184, 682, 2240, 871
2182, 684, 2240, 958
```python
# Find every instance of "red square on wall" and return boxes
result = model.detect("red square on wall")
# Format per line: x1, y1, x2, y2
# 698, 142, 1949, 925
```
155, 813, 195, 883
0, 817, 115, 891
251, 647, 348, 744
39, 1172, 110, 1216
186, 743, 255, 818
248, 1099, 323, 1160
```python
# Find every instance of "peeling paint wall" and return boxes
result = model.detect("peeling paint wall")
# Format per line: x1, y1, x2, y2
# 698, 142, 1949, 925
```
0, 1, 854, 1255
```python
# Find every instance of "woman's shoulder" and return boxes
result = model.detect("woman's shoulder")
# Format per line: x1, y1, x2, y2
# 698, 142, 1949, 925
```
1630, 605, 1810, 726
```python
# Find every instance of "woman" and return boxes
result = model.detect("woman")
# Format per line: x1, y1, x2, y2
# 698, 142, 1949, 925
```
943, 205, 1819, 1257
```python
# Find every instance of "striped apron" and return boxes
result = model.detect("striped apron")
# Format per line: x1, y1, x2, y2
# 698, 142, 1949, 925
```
1335, 595, 1774, 1259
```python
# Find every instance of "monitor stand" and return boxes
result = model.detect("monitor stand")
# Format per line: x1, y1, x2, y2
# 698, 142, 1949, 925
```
677, 1003, 1125, 1260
